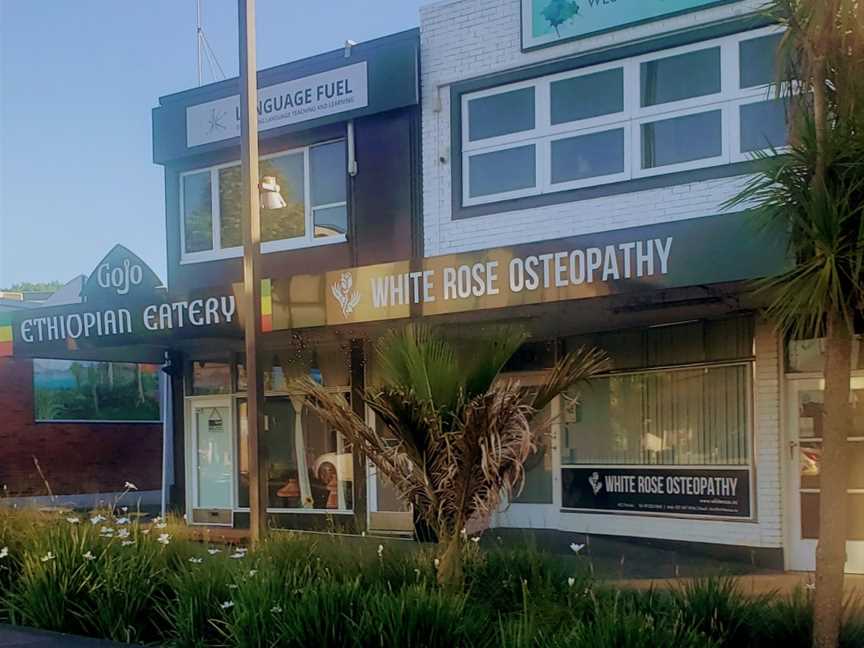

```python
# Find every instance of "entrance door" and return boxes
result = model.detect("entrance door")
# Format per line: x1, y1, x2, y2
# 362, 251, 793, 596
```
786, 378, 864, 573
189, 399, 234, 525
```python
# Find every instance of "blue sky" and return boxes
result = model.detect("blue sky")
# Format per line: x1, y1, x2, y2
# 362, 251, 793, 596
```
0, 0, 425, 288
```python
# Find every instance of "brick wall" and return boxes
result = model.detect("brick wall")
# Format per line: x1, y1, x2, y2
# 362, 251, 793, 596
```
0, 358, 162, 497
419, 0, 766, 256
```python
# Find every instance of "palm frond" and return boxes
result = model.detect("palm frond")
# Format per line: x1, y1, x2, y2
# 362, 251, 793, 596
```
531, 345, 610, 413
460, 326, 528, 401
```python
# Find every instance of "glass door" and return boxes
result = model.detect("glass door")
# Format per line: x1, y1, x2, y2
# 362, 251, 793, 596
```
366, 409, 412, 534
190, 399, 234, 524
786, 378, 864, 573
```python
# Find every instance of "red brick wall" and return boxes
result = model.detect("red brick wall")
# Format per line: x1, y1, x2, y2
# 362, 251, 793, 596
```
0, 358, 162, 496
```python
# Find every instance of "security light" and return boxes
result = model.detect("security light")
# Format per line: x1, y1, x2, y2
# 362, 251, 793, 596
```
259, 176, 287, 210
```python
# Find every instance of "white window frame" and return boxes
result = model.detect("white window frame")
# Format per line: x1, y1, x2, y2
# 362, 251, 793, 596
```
179, 139, 348, 264
461, 25, 786, 207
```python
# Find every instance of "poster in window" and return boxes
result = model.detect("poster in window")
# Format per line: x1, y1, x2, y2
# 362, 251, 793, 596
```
33, 359, 160, 422
522, 1, 732, 51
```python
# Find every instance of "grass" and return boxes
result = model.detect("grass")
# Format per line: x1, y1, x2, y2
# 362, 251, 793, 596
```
1, 508, 863, 647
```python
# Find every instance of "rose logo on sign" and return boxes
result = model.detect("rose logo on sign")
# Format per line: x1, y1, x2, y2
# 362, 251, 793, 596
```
331, 272, 361, 318
588, 471, 603, 496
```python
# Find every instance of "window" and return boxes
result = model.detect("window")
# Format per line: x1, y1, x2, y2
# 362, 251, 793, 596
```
33, 359, 160, 422
561, 365, 751, 466
461, 27, 788, 206
180, 139, 348, 263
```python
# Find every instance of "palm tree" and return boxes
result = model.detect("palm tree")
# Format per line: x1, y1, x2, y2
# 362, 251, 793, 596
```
292, 325, 608, 587
726, 2, 863, 645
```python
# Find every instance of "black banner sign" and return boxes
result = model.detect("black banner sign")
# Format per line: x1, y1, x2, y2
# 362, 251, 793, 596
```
562, 467, 751, 519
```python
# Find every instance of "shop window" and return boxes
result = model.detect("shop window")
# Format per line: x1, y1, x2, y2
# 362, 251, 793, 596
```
180, 139, 348, 263
512, 401, 553, 504
786, 336, 864, 373
190, 362, 231, 396
33, 359, 160, 422
236, 395, 353, 511
460, 26, 788, 207
561, 364, 751, 466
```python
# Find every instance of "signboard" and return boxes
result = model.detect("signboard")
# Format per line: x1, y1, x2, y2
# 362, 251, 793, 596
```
562, 466, 752, 518
81, 245, 164, 303
267, 212, 786, 332
186, 62, 368, 147
521, 0, 733, 50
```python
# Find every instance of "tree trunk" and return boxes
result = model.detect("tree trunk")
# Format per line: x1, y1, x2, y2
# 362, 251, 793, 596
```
437, 534, 463, 589
813, 309, 852, 648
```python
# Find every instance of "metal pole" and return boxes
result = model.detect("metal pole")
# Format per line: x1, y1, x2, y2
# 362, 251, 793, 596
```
238, 0, 266, 544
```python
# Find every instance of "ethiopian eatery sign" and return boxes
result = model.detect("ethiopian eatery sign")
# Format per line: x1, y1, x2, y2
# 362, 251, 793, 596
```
521, 0, 734, 50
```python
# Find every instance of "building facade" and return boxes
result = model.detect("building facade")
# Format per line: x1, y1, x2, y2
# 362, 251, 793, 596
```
417, 0, 862, 573
3, 1, 860, 575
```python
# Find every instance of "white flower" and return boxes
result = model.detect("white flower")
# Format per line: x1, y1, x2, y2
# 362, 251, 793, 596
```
141, 529, 150, 535
248, 569, 258, 577
157, 533, 171, 545
414, 568, 421, 579
377, 544, 384, 557
220, 600, 234, 610
40, 552, 55, 562
228, 584, 238, 590
570, 543, 585, 554
270, 606, 282, 614
460, 528, 467, 539
568, 577, 576, 588
188, 557, 203, 564
121, 506, 128, 513
806, 582, 816, 591
82, 551, 95, 561
121, 540, 135, 547
155, 522, 168, 530
471, 536, 480, 543
434, 558, 440, 569
90, 515, 105, 525
99, 527, 115, 536
0, 547, 8, 559
124, 481, 138, 491
66, 517, 81, 525
117, 529, 130, 539
229, 552, 245, 560
115, 517, 130, 526
207, 548, 222, 555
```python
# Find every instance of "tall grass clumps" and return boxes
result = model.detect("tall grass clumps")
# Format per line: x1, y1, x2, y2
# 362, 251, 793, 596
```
1, 507, 864, 646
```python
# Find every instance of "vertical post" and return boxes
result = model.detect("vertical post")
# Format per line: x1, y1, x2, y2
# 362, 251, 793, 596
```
238, 0, 266, 544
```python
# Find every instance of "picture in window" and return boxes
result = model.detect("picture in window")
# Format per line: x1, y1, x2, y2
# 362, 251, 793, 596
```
33, 359, 160, 422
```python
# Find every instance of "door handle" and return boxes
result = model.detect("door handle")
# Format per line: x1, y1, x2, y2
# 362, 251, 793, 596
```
789, 440, 799, 461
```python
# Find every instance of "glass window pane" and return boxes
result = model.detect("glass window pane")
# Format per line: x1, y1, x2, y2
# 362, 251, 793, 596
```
262, 395, 353, 511
468, 87, 535, 141
740, 33, 783, 88
182, 171, 213, 253
260, 153, 305, 242
468, 145, 536, 198
310, 141, 347, 207
191, 362, 231, 395
641, 110, 722, 169
740, 99, 788, 152
641, 47, 721, 107
195, 406, 233, 508
551, 129, 625, 184
561, 365, 750, 466
218, 166, 242, 248
551, 68, 624, 124
314, 205, 347, 238
33, 360, 160, 422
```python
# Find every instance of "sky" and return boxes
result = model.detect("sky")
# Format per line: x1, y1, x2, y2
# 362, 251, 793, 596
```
0, 0, 426, 289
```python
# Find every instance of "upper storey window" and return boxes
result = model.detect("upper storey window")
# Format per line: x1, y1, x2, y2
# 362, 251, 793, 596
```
460, 28, 787, 207
180, 139, 348, 263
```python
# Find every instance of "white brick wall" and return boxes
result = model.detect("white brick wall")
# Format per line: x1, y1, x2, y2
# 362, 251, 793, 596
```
420, 0, 768, 256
